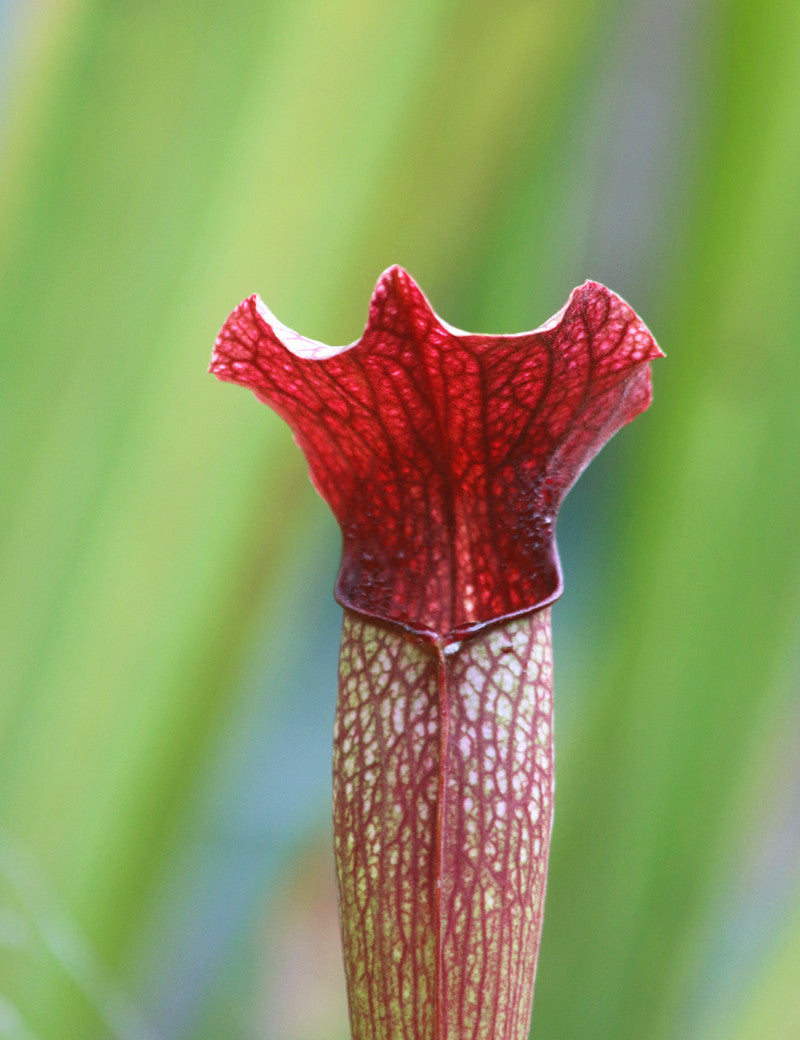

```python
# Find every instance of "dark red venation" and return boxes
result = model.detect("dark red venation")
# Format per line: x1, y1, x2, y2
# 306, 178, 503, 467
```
211, 266, 662, 641
332, 608, 554, 1040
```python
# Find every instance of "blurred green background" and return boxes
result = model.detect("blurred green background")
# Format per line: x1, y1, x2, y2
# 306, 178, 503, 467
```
2, 1, 799, 1037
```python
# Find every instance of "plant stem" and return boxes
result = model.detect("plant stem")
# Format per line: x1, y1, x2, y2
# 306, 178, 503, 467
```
333, 608, 554, 1040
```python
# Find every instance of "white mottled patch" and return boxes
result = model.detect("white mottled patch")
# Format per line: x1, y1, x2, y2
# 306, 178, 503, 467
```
463, 685, 480, 722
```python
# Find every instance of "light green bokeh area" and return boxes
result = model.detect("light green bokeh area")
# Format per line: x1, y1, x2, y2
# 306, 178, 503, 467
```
1, 1, 799, 1037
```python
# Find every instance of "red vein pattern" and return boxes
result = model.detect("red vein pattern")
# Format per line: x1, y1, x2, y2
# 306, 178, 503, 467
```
210, 266, 662, 643
210, 268, 660, 1040
334, 608, 553, 1040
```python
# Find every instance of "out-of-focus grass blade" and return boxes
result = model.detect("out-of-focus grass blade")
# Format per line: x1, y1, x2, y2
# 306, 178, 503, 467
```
0, 5, 326, 1033
533, 2, 800, 1038
689, 693, 800, 1040
702, 887, 800, 1040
